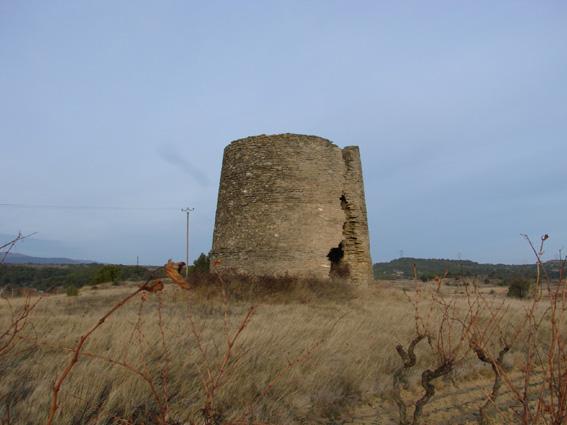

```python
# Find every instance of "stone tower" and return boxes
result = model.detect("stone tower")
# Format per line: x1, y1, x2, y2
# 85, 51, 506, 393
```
210, 133, 372, 284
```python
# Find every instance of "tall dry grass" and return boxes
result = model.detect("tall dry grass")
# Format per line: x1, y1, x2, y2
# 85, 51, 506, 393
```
0, 275, 539, 425
0, 240, 565, 425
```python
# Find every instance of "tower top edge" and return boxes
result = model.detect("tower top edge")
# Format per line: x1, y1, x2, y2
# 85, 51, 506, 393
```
227, 133, 347, 149
343, 145, 361, 151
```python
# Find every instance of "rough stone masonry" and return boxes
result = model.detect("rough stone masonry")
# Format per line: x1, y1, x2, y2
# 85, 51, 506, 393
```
210, 133, 373, 284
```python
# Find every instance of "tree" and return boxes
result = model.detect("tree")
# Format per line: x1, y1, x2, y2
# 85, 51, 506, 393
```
190, 253, 210, 273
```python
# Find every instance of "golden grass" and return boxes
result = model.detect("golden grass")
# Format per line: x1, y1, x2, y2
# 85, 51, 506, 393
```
0, 280, 561, 424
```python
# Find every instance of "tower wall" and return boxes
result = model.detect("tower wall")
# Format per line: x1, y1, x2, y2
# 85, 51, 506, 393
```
210, 134, 372, 284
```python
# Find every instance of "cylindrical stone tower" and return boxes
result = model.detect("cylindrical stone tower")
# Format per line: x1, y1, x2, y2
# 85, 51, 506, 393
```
210, 133, 372, 284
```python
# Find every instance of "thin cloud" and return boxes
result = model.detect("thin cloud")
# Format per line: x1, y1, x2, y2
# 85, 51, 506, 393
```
157, 144, 211, 186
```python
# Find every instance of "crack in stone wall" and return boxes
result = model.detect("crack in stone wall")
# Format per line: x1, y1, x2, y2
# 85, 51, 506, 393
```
340, 147, 373, 283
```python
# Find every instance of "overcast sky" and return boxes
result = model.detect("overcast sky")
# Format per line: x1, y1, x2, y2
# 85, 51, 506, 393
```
1, 1, 566, 265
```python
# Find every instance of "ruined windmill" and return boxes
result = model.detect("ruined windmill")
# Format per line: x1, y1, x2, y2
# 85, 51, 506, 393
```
210, 133, 372, 284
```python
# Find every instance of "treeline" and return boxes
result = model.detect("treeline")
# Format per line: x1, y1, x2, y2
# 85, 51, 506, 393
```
0, 264, 153, 291
2, 254, 561, 291
0, 253, 211, 291
373, 257, 564, 281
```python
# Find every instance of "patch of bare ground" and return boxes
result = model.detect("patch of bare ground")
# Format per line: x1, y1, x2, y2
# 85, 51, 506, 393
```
342, 371, 548, 425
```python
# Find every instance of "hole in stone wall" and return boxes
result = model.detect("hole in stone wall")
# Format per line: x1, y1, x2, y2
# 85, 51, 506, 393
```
340, 194, 348, 210
327, 242, 344, 263
327, 241, 350, 278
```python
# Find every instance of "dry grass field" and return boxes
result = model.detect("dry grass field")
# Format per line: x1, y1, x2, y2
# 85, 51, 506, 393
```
0, 270, 565, 425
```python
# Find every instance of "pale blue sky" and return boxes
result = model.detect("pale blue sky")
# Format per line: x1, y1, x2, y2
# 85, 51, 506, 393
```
1, 1, 566, 265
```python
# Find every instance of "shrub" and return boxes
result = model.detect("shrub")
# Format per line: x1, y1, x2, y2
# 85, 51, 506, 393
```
186, 271, 354, 303
92, 265, 122, 284
506, 276, 534, 298
65, 285, 79, 296
189, 253, 210, 273
419, 273, 437, 282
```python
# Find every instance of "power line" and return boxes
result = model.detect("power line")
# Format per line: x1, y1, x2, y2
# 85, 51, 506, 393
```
0, 203, 180, 211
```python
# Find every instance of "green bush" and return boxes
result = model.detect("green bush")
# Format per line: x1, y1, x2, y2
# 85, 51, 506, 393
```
189, 253, 210, 273
66, 285, 79, 296
506, 276, 534, 298
92, 265, 122, 284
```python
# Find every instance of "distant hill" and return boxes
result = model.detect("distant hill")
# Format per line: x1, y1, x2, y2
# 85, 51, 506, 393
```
0, 252, 96, 265
372, 257, 561, 281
